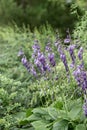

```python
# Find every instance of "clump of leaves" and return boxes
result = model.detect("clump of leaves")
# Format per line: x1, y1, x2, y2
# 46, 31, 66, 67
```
18, 98, 87, 130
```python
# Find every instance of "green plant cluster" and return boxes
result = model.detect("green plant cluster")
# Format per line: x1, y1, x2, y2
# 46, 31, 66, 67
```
1, 23, 87, 130
0, 25, 63, 129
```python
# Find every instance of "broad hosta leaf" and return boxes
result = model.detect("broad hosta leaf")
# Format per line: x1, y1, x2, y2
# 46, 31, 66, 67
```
13, 112, 26, 120
31, 107, 52, 121
47, 107, 59, 120
27, 114, 42, 121
31, 120, 50, 130
68, 105, 81, 120
53, 119, 68, 130
75, 124, 86, 130
32, 107, 48, 115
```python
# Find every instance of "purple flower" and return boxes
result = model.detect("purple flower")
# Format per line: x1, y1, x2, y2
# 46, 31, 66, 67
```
43, 64, 50, 72
73, 67, 82, 86
18, 49, 24, 56
34, 59, 41, 67
38, 53, 46, 65
54, 42, 59, 47
21, 56, 27, 65
60, 53, 69, 72
64, 30, 71, 44
30, 67, 37, 76
78, 47, 83, 60
83, 101, 87, 117
32, 40, 40, 53
58, 45, 69, 73
45, 43, 52, 52
54, 39, 61, 47
73, 65, 87, 91
64, 38, 70, 44
21, 56, 30, 72
68, 45, 76, 66
48, 53, 56, 67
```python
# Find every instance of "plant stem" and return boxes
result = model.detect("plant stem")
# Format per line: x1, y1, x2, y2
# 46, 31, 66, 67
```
58, 85, 68, 115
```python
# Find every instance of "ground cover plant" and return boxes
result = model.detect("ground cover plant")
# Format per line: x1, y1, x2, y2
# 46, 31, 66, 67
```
0, 23, 87, 130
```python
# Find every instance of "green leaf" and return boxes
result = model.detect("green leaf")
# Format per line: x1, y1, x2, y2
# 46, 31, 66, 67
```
27, 114, 42, 121
14, 128, 34, 130
47, 107, 59, 120
26, 108, 33, 117
68, 105, 81, 120
53, 120, 68, 130
19, 119, 29, 125
31, 120, 50, 130
75, 124, 86, 130
31, 107, 52, 121
13, 112, 26, 120
32, 107, 48, 115
53, 101, 63, 109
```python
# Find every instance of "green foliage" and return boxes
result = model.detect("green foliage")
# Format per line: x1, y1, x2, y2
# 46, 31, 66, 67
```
0, 0, 85, 31
73, 11, 87, 47
18, 98, 87, 130
0, 0, 23, 25
0, 25, 62, 129
0, 25, 87, 130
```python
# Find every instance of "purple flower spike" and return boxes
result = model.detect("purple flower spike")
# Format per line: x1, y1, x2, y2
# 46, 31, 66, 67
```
45, 43, 52, 52
83, 101, 87, 117
58, 45, 69, 73
34, 59, 41, 67
31, 67, 37, 76
78, 47, 83, 60
64, 38, 70, 44
32, 40, 40, 53
64, 34, 71, 44
54, 38, 61, 47
21, 56, 27, 65
21, 56, 32, 73
48, 53, 56, 67
68, 45, 76, 66
38, 53, 46, 65
43, 64, 50, 72
60, 53, 69, 72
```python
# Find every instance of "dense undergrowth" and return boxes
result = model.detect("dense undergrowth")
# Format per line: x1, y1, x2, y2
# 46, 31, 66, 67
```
0, 14, 87, 130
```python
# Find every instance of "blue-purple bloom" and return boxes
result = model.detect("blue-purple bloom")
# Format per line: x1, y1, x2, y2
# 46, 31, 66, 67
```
83, 100, 87, 117
43, 64, 50, 72
21, 56, 31, 72
32, 40, 40, 53
73, 67, 82, 86
30, 66, 37, 76
54, 39, 60, 47
21, 56, 27, 65
38, 53, 46, 66
45, 42, 52, 52
64, 35, 71, 44
68, 45, 76, 67
58, 46, 69, 73
48, 53, 56, 67
18, 49, 24, 56
78, 47, 83, 60
21, 56, 37, 76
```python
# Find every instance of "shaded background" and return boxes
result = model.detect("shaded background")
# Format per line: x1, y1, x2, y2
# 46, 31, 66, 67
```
0, 0, 86, 32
